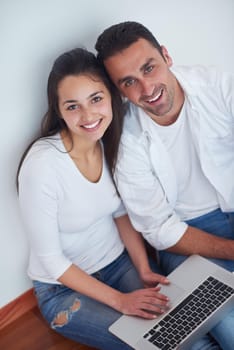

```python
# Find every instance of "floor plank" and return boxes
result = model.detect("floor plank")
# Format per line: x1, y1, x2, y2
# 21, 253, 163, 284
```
0, 307, 96, 350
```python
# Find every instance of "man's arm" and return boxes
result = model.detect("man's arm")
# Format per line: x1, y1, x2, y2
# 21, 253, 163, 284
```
115, 133, 187, 251
167, 226, 234, 259
115, 130, 234, 260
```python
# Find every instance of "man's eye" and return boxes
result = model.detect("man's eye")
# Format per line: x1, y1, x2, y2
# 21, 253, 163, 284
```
67, 104, 78, 111
124, 79, 135, 87
92, 96, 102, 103
145, 65, 153, 74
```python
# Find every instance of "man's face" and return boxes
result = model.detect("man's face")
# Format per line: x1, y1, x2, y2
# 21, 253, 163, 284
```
104, 38, 183, 125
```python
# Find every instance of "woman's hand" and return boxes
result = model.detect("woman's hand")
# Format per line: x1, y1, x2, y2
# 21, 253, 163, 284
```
115, 287, 170, 319
140, 269, 170, 288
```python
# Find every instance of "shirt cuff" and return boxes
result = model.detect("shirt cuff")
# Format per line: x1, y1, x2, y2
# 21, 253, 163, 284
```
145, 220, 188, 251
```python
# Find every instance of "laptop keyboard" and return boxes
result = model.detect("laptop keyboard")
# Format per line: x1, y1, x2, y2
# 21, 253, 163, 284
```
143, 276, 234, 350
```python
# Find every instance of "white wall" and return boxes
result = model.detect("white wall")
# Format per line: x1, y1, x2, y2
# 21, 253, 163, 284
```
1, 0, 233, 307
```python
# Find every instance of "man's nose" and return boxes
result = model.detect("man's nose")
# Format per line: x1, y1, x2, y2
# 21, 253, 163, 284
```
140, 80, 154, 97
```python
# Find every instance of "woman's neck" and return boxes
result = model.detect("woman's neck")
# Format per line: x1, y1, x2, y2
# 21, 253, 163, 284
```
60, 130, 103, 182
61, 130, 99, 159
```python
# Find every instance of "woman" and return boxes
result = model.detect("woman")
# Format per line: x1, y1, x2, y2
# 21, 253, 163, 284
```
17, 48, 170, 350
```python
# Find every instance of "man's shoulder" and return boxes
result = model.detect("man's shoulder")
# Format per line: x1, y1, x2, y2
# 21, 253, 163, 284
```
172, 65, 218, 78
172, 65, 233, 93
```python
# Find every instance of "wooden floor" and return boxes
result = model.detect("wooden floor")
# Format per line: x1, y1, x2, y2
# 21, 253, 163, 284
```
0, 307, 96, 350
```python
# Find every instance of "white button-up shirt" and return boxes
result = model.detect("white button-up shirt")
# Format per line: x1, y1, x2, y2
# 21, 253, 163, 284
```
115, 65, 234, 250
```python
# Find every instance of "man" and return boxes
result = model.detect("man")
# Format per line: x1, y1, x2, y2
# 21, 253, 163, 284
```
95, 21, 234, 350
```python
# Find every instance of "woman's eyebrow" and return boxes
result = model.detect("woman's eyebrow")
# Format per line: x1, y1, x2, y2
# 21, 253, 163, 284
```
62, 91, 104, 105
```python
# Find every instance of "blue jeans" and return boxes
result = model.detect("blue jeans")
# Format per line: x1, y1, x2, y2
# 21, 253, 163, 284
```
159, 209, 234, 350
33, 250, 161, 350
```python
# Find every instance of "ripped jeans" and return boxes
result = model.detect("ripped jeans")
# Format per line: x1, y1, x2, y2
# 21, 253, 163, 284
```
33, 250, 151, 350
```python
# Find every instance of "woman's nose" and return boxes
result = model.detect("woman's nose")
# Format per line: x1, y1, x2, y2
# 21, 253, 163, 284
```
80, 107, 96, 121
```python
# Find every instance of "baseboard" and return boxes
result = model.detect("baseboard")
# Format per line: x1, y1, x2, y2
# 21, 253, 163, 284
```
0, 288, 37, 330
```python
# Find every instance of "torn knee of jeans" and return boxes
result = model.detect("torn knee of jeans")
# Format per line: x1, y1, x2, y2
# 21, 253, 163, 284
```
70, 299, 81, 312
51, 298, 81, 329
51, 310, 69, 328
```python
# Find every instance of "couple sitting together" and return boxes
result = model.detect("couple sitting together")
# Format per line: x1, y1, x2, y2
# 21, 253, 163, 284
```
17, 21, 234, 350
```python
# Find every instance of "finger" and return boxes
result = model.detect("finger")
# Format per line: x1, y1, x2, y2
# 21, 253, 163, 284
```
142, 296, 170, 308
156, 275, 170, 284
140, 302, 168, 315
132, 309, 158, 320
144, 287, 170, 300
133, 288, 170, 305
155, 292, 170, 301
153, 286, 161, 292
130, 293, 169, 309
137, 288, 169, 302
151, 298, 169, 307
154, 275, 170, 284
147, 273, 170, 285
143, 275, 170, 286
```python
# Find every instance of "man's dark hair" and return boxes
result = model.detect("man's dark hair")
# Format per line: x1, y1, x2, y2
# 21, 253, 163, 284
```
95, 21, 163, 62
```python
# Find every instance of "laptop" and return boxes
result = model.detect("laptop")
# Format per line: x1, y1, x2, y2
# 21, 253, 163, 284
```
109, 254, 234, 350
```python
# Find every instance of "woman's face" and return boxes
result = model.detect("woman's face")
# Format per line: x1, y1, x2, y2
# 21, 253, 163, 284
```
58, 74, 113, 143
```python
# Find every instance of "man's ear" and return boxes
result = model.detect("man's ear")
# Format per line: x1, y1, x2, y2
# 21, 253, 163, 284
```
161, 46, 173, 67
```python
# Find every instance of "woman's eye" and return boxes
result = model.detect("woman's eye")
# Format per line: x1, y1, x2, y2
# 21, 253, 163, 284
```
92, 96, 102, 103
67, 104, 78, 111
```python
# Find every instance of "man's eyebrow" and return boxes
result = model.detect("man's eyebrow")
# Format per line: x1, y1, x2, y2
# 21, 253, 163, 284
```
140, 58, 154, 72
117, 58, 155, 86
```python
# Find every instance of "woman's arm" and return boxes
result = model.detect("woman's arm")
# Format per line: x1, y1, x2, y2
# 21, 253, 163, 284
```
114, 214, 170, 287
58, 263, 169, 319
19, 149, 169, 319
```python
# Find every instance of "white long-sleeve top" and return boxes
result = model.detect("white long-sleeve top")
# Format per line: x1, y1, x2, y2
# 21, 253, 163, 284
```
115, 65, 234, 251
18, 135, 125, 283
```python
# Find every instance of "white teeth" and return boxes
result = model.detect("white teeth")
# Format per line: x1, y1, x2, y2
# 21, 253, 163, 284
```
155, 89, 163, 100
148, 97, 157, 103
82, 120, 100, 129
148, 89, 162, 103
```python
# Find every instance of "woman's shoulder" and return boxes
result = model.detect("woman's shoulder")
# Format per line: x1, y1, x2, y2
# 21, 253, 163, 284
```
20, 135, 65, 177
27, 135, 63, 160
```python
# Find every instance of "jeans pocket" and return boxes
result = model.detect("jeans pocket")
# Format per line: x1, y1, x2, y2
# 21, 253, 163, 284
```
33, 281, 60, 305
